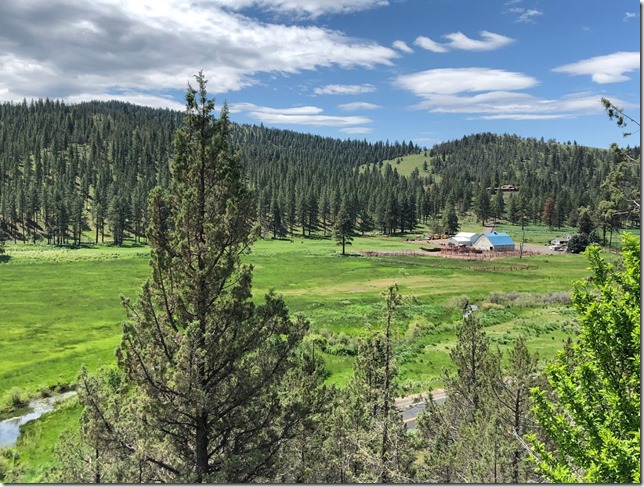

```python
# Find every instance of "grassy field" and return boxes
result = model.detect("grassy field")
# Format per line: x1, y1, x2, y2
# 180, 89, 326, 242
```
0, 234, 592, 406
0, 231, 615, 481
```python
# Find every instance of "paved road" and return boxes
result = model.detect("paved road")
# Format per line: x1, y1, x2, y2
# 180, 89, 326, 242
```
396, 390, 446, 429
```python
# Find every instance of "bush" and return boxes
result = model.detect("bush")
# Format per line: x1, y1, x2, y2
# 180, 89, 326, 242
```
566, 234, 589, 254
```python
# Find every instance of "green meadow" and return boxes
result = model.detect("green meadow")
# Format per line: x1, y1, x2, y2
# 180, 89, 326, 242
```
0, 233, 606, 481
0, 234, 592, 411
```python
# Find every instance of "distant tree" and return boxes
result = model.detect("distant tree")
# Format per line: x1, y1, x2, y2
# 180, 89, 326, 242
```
356, 207, 374, 236
566, 233, 589, 254
577, 206, 595, 236
333, 202, 354, 255
507, 193, 519, 225
493, 188, 505, 221
441, 206, 459, 235
107, 194, 129, 246
529, 235, 640, 483
269, 195, 286, 239
475, 186, 491, 226
541, 197, 556, 229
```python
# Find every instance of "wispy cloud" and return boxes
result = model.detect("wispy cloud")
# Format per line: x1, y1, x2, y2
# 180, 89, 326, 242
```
444, 31, 514, 51
413, 36, 449, 53
504, 5, 543, 23
623, 12, 637, 21
552, 51, 640, 84
414, 31, 514, 53
314, 84, 377, 95
230, 102, 372, 126
393, 67, 626, 121
516, 9, 542, 23
338, 102, 381, 110
392, 40, 414, 53
211, 0, 389, 19
394, 68, 537, 96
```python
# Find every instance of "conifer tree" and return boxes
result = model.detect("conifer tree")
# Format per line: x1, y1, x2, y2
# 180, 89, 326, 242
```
56, 73, 310, 483
333, 202, 354, 255
324, 285, 414, 483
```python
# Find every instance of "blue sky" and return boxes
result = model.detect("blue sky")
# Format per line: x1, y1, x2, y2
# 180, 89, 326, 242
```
0, 0, 639, 149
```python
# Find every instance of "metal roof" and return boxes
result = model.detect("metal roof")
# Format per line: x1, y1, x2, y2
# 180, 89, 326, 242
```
481, 232, 515, 246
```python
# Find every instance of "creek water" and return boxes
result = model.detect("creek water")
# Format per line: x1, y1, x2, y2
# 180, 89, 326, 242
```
0, 391, 77, 448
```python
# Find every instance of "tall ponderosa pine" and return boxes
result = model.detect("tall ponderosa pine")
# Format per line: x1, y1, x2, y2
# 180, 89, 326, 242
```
56, 73, 310, 483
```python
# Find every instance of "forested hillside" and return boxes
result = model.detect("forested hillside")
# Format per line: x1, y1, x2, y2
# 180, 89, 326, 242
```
428, 133, 640, 228
0, 100, 638, 246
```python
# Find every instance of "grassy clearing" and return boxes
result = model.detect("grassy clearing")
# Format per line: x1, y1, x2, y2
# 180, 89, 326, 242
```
359, 152, 432, 178
0, 235, 591, 408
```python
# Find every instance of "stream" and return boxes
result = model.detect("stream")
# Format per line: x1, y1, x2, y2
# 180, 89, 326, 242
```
0, 391, 77, 448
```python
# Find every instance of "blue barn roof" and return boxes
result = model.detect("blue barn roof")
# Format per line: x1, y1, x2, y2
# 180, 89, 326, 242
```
482, 232, 515, 246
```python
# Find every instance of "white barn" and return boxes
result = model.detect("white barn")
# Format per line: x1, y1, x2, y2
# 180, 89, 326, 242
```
448, 232, 479, 247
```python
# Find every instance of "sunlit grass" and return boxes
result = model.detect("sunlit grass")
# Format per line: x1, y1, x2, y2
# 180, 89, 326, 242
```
0, 235, 592, 409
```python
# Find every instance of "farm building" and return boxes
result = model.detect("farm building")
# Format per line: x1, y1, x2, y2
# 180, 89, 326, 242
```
472, 232, 516, 251
448, 232, 479, 247
550, 235, 572, 246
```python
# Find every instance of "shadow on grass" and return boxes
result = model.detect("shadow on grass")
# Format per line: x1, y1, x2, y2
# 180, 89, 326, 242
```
0, 254, 11, 263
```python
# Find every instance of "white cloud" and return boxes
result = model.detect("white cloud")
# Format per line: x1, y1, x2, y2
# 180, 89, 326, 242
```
414, 31, 514, 53
231, 102, 372, 126
479, 114, 570, 120
392, 40, 414, 53
211, 0, 389, 19
0, 1, 397, 105
314, 84, 377, 95
394, 68, 538, 96
443, 31, 514, 51
338, 102, 381, 110
413, 36, 448, 53
394, 67, 625, 121
552, 51, 640, 84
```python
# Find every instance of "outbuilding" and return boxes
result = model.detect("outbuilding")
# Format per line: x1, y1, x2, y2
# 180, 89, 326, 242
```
448, 232, 479, 247
472, 232, 515, 251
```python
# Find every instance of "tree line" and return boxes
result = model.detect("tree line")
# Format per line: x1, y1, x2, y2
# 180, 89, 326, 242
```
0, 97, 639, 248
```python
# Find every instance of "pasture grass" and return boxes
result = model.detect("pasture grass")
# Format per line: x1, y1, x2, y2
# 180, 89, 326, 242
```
1, 234, 591, 410
0, 233, 603, 482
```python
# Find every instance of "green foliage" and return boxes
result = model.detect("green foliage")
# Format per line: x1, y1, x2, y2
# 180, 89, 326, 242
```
441, 205, 459, 234
55, 73, 313, 483
333, 202, 354, 255
528, 235, 641, 482
321, 285, 415, 483
566, 233, 589, 253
